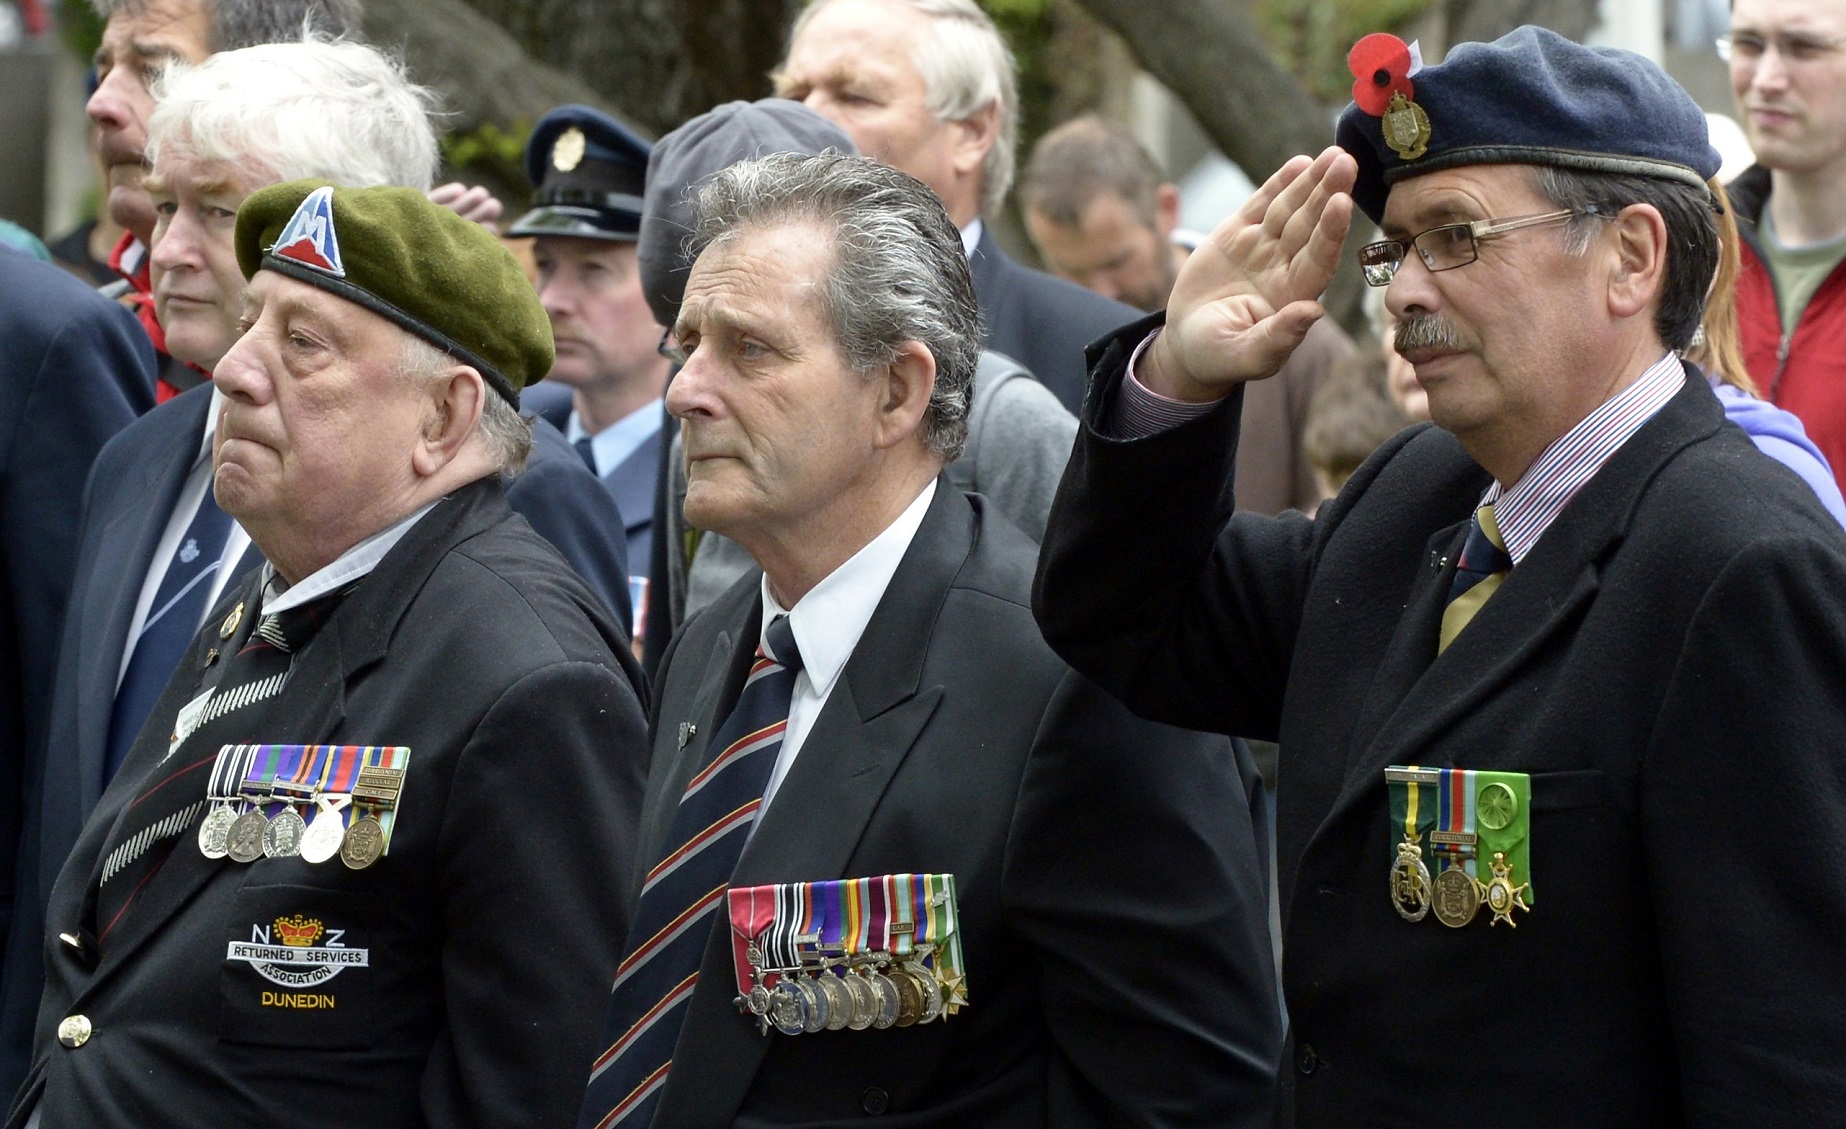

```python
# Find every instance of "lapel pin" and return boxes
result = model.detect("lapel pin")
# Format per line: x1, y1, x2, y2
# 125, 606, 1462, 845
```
677, 722, 697, 749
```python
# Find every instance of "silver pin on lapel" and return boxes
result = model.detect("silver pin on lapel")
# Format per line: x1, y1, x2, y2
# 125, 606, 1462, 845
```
677, 722, 697, 749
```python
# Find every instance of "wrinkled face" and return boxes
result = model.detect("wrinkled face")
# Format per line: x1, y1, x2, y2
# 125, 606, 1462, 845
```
776, 0, 963, 204
665, 220, 885, 546
1728, 0, 1846, 180
1024, 192, 1175, 312
212, 272, 432, 548
532, 236, 666, 391
147, 146, 267, 370
87, 0, 213, 244
1381, 166, 1603, 451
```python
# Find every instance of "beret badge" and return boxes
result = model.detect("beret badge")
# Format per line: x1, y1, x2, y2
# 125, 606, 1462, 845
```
1350, 33, 1430, 161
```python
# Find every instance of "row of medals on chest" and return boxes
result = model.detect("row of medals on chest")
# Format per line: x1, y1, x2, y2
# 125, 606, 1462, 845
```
1392, 834, 1530, 928
738, 942, 959, 1036
197, 764, 401, 870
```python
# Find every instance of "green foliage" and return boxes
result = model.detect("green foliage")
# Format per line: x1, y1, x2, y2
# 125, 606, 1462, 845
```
985, 0, 1057, 149
60, 0, 104, 66
1257, 0, 1433, 104
440, 120, 535, 209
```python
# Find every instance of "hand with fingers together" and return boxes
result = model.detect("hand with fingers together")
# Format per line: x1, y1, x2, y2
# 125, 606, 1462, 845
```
1140, 145, 1357, 403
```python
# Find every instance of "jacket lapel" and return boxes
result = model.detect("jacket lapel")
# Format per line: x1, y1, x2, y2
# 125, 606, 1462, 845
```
654, 481, 968, 1128
1322, 370, 1722, 826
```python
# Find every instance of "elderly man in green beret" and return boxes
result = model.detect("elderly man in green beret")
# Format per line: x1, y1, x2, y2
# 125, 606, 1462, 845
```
12, 181, 649, 1129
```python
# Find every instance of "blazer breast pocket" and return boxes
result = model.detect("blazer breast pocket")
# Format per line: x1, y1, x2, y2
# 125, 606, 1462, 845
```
218, 881, 383, 1050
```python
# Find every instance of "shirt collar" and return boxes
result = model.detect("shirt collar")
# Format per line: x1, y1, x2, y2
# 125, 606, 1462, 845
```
959, 218, 984, 260
565, 398, 665, 475
196, 386, 227, 463
261, 498, 441, 615
759, 479, 938, 701
1485, 352, 1684, 563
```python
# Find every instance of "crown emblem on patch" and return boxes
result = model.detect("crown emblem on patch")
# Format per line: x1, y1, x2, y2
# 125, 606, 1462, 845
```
269, 185, 346, 278
274, 914, 325, 948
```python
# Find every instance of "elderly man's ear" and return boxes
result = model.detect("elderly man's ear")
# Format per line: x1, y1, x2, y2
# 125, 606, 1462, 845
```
412, 366, 490, 477
873, 341, 938, 451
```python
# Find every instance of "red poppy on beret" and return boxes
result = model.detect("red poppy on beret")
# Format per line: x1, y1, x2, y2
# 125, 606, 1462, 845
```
1349, 32, 1416, 117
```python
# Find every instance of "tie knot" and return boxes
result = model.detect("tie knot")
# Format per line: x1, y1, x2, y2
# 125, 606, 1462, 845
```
760, 614, 804, 675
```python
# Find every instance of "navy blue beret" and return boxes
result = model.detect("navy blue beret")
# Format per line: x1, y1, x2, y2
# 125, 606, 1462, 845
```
1335, 26, 1721, 225
508, 104, 653, 241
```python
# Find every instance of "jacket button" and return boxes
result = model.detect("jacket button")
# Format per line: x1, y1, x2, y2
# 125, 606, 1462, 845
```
1296, 1043, 1319, 1075
861, 1086, 889, 1115
57, 1015, 92, 1048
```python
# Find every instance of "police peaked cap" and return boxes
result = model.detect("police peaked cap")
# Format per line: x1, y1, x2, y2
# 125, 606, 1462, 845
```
509, 104, 653, 241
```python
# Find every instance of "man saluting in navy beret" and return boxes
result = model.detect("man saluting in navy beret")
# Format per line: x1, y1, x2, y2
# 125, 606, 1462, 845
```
1036, 26, 1846, 1125
12, 183, 649, 1129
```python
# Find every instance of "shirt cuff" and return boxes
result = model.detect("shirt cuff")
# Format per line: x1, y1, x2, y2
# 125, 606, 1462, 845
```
1101, 328, 1228, 439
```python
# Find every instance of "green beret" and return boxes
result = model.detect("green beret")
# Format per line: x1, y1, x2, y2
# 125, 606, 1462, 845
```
235, 180, 551, 406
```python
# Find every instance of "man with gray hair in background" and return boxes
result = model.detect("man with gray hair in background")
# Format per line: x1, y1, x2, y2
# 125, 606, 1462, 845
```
0, 37, 635, 1101
774, 0, 1140, 412
576, 151, 1276, 1129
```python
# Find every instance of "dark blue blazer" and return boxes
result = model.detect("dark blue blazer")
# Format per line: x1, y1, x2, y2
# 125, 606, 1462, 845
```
516, 385, 657, 587
0, 249, 154, 1091
968, 226, 1140, 415
512, 417, 633, 630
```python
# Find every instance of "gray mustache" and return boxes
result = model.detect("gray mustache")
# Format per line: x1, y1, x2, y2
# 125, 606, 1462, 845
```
1395, 315, 1464, 354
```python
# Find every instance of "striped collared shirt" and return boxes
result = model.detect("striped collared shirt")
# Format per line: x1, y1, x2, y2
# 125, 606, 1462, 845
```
1485, 352, 1684, 563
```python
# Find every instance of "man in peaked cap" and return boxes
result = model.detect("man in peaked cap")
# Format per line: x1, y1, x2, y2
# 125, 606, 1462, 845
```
513, 106, 672, 626
12, 181, 649, 1129
1036, 24, 1846, 1125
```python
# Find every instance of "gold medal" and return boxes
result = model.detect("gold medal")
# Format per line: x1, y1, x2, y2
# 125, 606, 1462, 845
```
340, 813, 386, 870
219, 601, 244, 640
1390, 837, 1432, 921
888, 967, 924, 1027
1483, 851, 1530, 927
905, 960, 943, 1024
1432, 865, 1482, 928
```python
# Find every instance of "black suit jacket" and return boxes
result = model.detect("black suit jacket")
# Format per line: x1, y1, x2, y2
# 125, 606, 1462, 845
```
0, 249, 152, 1060
13, 479, 649, 1128
638, 482, 1278, 1128
0, 395, 636, 1096
1035, 325, 1846, 1125
968, 227, 1139, 414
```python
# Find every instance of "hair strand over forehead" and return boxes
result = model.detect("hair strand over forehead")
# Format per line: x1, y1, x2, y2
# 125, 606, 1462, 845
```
691, 151, 982, 460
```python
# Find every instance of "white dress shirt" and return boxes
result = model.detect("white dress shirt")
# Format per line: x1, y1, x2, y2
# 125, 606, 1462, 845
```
754, 479, 937, 823
566, 398, 664, 477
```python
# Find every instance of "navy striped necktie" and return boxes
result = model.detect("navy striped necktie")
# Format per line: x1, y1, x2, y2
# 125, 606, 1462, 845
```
578, 614, 803, 1129
1440, 503, 1513, 654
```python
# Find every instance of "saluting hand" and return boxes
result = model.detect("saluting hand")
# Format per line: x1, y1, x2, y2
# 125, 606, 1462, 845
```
1141, 146, 1357, 402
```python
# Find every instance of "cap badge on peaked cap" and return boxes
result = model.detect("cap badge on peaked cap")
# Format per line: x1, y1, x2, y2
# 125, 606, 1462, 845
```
552, 125, 587, 172
1350, 34, 1430, 162
267, 185, 346, 278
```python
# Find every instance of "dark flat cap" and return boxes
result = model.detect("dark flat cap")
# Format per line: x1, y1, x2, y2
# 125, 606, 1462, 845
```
509, 105, 653, 241
236, 180, 552, 406
638, 98, 856, 327
1336, 26, 1721, 225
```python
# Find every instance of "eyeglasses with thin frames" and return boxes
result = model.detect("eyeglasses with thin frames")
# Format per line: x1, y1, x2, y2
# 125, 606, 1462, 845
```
1357, 209, 1599, 287
1716, 30, 1846, 65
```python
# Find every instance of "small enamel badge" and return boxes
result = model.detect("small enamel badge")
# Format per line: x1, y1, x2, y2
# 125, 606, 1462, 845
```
269, 185, 346, 277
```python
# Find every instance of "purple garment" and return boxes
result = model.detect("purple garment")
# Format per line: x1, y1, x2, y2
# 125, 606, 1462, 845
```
1711, 374, 1846, 527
